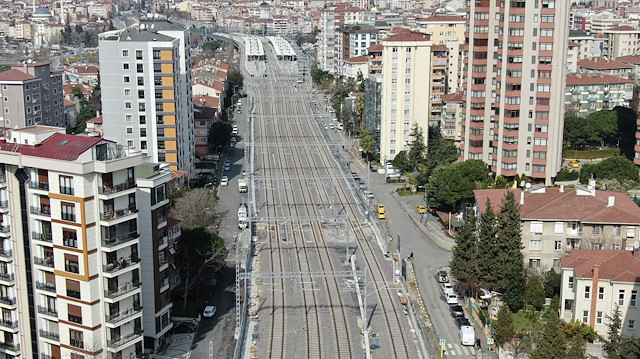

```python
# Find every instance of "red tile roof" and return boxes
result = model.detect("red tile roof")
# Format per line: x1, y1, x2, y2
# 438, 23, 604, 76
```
193, 95, 220, 108
0, 132, 107, 161
344, 55, 369, 64
616, 55, 640, 64
73, 65, 99, 74
474, 188, 640, 224
578, 58, 633, 69
0, 69, 36, 81
605, 25, 638, 32
566, 73, 634, 85
384, 30, 430, 43
417, 15, 466, 22
432, 44, 448, 51
442, 92, 464, 102
561, 249, 640, 282
367, 43, 383, 52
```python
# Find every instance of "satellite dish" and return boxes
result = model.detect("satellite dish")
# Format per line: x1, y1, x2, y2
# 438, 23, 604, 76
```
634, 241, 639, 249
525, 183, 532, 189
140, 24, 145, 30
154, 13, 159, 19
519, 181, 525, 187
147, 13, 152, 18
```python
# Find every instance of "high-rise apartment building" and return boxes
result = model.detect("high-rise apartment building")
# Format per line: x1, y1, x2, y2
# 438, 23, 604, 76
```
380, 30, 432, 164
99, 17, 195, 175
462, 0, 569, 184
0, 62, 64, 128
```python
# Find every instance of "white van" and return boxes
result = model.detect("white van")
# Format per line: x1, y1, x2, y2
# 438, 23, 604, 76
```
460, 325, 475, 346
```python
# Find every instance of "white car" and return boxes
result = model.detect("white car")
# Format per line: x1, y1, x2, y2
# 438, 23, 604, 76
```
231, 130, 238, 136
232, 125, 238, 132
203, 306, 217, 318
231, 136, 237, 143
442, 283, 454, 294
329, 124, 334, 130
220, 176, 228, 186
324, 124, 328, 129
224, 163, 231, 171
445, 292, 458, 305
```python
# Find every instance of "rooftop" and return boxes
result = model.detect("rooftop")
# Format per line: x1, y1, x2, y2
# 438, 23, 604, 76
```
561, 250, 640, 282
0, 132, 108, 161
383, 30, 430, 43
566, 73, 634, 85
0, 69, 36, 82
578, 58, 634, 70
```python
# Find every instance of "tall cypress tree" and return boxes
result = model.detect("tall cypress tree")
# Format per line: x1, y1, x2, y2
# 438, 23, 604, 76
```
477, 199, 498, 290
531, 308, 567, 359
496, 191, 525, 310
450, 210, 478, 283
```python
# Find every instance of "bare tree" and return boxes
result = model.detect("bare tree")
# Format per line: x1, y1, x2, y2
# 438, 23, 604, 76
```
169, 188, 218, 230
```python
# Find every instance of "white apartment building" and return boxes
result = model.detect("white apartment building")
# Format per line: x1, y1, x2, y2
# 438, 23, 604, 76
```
561, 250, 640, 336
380, 30, 432, 163
462, 0, 570, 184
0, 126, 145, 359
602, 26, 640, 58
99, 17, 195, 175
591, 11, 632, 34
318, 4, 363, 74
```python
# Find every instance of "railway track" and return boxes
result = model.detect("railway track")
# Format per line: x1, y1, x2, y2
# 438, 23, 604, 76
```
243, 37, 416, 358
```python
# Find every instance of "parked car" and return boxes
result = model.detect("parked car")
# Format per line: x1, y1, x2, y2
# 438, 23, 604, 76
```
441, 282, 454, 294
220, 176, 229, 186
455, 317, 471, 328
568, 160, 580, 168
203, 306, 217, 318
329, 124, 334, 130
377, 204, 386, 219
450, 305, 465, 318
417, 205, 427, 214
438, 270, 449, 283
172, 321, 197, 333
445, 292, 459, 305
233, 125, 239, 132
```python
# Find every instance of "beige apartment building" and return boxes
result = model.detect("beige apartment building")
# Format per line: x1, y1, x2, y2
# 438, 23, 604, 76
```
602, 26, 640, 59
561, 250, 640, 337
379, 30, 432, 164
474, 186, 640, 272
462, 0, 570, 184
441, 92, 464, 142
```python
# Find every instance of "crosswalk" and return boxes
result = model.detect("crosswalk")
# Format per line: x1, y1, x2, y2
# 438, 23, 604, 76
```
445, 342, 478, 357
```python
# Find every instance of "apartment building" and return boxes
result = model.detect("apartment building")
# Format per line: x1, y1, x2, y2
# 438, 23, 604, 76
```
440, 92, 464, 141
364, 73, 382, 148
561, 250, 640, 336
474, 186, 640, 272
462, 0, 570, 184
99, 18, 195, 175
379, 30, 432, 163
577, 58, 633, 76
0, 62, 64, 129
565, 73, 634, 116
318, 4, 363, 73
0, 126, 145, 359
603, 26, 640, 58
590, 11, 631, 34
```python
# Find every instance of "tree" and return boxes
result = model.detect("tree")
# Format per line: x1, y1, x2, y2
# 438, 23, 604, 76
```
358, 129, 375, 161
477, 200, 498, 289
407, 124, 427, 169
616, 106, 637, 160
228, 69, 244, 93
391, 151, 411, 172
579, 155, 639, 184
544, 269, 562, 298
175, 228, 228, 313
494, 175, 509, 189
566, 334, 587, 359
427, 160, 492, 211
496, 191, 525, 310
450, 210, 478, 283
524, 275, 545, 311
493, 305, 515, 346
209, 120, 233, 152
354, 92, 365, 131
424, 124, 458, 177
531, 307, 567, 359
563, 115, 600, 148
603, 306, 623, 359
503, 271, 526, 312
169, 188, 218, 230
202, 40, 225, 52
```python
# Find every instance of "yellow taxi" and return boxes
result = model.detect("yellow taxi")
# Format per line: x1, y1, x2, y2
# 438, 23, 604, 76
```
568, 160, 580, 168
377, 204, 386, 219
417, 205, 427, 214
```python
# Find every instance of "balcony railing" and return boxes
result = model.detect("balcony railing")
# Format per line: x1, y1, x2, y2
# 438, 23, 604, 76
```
30, 206, 51, 217
104, 255, 140, 273
100, 181, 136, 195
39, 329, 60, 341
100, 208, 139, 221
32, 232, 53, 242
107, 330, 143, 349
0, 342, 20, 351
0, 273, 15, 282
36, 281, 56, 293
105, 281, 141, 299
0, 320, 18, 329
159, 257, 169, 267
106, 305, 142, 323
28, 181, 49, 190
102, 233, 139, 248
37, 305, 58, 317
34, 257, 54, 268
0, 175, 6, 184
0, 225, 9, 234
0, 249, 12, 258
0, 296, 15, 305
0, 201, 7, 208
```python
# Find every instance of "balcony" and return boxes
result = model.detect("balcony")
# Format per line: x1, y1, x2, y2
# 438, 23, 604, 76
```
0, 342, 19, 352
0, 225, 9, 234
103, 256, 141, 275
102, 233, 139, 249
106, 305, 142, 324
107, 330, 143, 349
39, 329, 60, 341
99, 181, 136, 195
0, 273, 15, 283
28, 181, 49, 191
37, 305, 58, 317
34, 257, 54, 268
0, 296, 15, 306
105, 281, 141, 299
100, 208, 139, 222
30, 206, 51, 217
0, 320, 18, 329
32, 232, 53, 243
158, 235, 168, 250
0, 201, 7, 209
0, 175, 6, 184
0, 249, 12, 258
36, 281, 56, 293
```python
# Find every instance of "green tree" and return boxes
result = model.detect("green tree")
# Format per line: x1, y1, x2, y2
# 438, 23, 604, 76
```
544, 269, 562, 298
590, 109, 618, 147
531, 307, 567, 359
359, 129, 375, 161
427, 160, 491, 211
202, 40, 224, 52
424, 125, 458, 177
564, 115, 600, 148
616, 106, 637, 160
497, 191, 525, 310
524, 275, 545, 311
311, 66, 333, 84
392, 151, 411, 172
477, 200, 498, 289
579, 155, 639, 184
209, 120, 233, 152
493, 305, 515, 346
354, 92, 365, 130
494, 175, 509, 189
566, 331, 588, 359
228, 69, 244, 93
450, 210, 478, 283
407, 124, 427, 169
603, 306, 623, 359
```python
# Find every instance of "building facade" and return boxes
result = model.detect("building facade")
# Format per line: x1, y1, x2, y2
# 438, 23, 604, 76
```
602, 26, 640, 59
441, 92, 464, 142
462, 0, 570, 184
565, 73, 634, 117
99, 18, 195, 175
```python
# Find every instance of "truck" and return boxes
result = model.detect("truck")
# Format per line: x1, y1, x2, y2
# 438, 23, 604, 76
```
460, 325, 475, 346
238, 203, 248, 230
238, 178, 248, 193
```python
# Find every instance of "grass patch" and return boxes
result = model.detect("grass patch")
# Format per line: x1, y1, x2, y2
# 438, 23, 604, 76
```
510, 311, 540, 334
563, 148, 619, 159
396, 190, 413, 196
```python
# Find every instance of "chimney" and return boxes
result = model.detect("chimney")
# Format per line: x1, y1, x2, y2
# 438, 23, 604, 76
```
96, 111, 100, 117
520, 190, 524, 205
589, 265, 600, 329
560, 184, 564, 192
607, 196, 615, 207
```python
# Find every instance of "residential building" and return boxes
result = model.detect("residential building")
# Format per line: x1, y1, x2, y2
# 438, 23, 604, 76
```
335, 24, 382, 77
636, 107, 640, 165
462, 0, 570, 184
342, 55, 369, 79
617, 55, 640, 79
590, 11, 632, 34
429, 45, 448, 127
193, 95, 220, 157
0, 62, 64, 128
560, 250, 640, 336
364, 73, 382, 150
441, 92, 464, 142
415, 15, 466, 45
0, 127, 145, 359
474, 186, 640, 272
318, 4, 363, 73
577, 58, 634, 76
565, 73, 634, 117
379, 30, 432, 164
99, 18, 195, 175
602, 26, 640, 58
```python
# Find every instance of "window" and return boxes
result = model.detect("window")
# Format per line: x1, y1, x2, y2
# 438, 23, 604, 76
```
123, 63, 129, 70
136, 64, 144, 73
65, 254, 79, 274
568, 277, 574, 289
63, 229, 77, 248
70, 329, 84, 349
599, 287, 605, 300
537, 84, 551, 92
136, 50, 143, 59
124, 75, 130, 83
540, 42, 553, 51
61, 203, 75, 222
592, 225, 604, 235
122, 50, 129, 57
139, 115, 146, 124
68, 304, 82, 324
137, 77, 144, 86
632, 291, 637, 307
597, 311, 603, 324
153, 50, 161, 59
554, 241, 562, 250
541, 14, 555, 22
140, 128, 147, 137
59, 175, 74, 195
553, 258, 561, 267
138, 90, 145, 99
582, 310, 588, 323
529, 239, 542, 250
620, 290, 625, 305
125, 115, 132, 122
541, 28, 554, 37
585, 286, 591, 299
139, 103, 146, 111
125, 102, 132, 109
528, 258, 541, 268
126, 127, 133, 135
630, 320, 635, 329
124, 89, 131, 96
